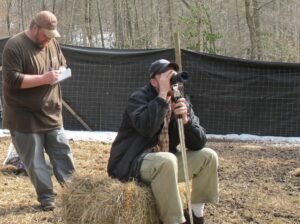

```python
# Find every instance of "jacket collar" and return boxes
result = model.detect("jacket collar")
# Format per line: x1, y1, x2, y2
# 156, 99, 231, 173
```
147, 83, 158, 98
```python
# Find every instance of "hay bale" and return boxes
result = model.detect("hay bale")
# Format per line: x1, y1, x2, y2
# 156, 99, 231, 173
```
61, 174, 159, 224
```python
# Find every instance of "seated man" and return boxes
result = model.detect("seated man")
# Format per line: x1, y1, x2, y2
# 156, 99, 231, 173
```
107, 59, 219, 224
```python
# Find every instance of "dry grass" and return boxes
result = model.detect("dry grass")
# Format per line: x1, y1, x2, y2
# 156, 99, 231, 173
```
0, 137, 299, 223
61, 175, 158, 224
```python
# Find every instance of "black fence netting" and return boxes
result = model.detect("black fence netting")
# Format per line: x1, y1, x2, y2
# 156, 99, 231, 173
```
181, 50, 300, 136
1, 37, 300, 136
59, 45, 175, 131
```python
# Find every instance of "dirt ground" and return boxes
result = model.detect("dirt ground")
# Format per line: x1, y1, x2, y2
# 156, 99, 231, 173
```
0, 136, 299, 224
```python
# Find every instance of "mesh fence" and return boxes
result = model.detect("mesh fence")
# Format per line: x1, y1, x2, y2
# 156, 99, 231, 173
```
60, 46, 175, 131
182, 50, 300, 136
1, 37, 300, 136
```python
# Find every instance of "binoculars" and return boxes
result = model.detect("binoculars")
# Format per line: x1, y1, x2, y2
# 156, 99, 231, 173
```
170, 71, 189, 85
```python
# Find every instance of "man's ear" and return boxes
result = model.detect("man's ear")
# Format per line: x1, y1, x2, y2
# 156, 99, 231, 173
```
150, 78, 158, 87
33, 24, 39, 30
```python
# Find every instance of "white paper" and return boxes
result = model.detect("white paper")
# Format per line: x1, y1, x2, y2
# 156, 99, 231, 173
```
52, 67, 72, 84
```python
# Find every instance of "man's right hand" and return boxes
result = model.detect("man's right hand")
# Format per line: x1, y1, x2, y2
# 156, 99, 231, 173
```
43, 70, 61, 84
20, 70, 61, 88
158, 70, 174, 101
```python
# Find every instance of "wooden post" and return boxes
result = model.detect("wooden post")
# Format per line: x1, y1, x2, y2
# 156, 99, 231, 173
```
174, 32, 182, 71
174, 31, 193, 224
62, 99, 93, 131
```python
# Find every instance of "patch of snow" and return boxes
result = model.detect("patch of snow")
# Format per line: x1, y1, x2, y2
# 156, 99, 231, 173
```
0, 129, 299, 145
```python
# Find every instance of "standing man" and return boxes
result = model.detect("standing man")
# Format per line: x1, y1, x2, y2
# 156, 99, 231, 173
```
108, 59, 219, 224
2, 11, 75, 211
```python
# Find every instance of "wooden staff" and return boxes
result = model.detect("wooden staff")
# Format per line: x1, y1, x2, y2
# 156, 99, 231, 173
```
172, 83, 193, 224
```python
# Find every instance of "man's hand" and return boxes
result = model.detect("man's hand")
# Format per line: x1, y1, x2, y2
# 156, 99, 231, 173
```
172, 97, 189, 124
157, 70, 174, 101
43, 70, 61, 85
20, 70, 62, 89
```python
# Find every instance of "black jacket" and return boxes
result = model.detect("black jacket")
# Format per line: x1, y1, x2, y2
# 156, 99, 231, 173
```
107, 83, 206, 181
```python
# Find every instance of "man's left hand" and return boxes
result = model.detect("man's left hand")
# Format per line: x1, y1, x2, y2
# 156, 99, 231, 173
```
172, 98, 189, 124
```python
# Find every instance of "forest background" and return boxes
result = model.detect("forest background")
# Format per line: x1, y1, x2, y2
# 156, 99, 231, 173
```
1, 0, 300, 63
0, 1, 300, 223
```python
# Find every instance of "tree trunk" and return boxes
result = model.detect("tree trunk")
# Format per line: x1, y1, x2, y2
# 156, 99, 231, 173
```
18, 0, 24, 32
245, 0, 256, 59
149, 0, 157, 47
253, 0, 262, 60
298, 31, 300, 62
279, 0, 284, 40
52, 0, 56, 14
235, 0, 242, 45
140, 0, 148, 47
158, 0, 164, 47
125, 0, 133, 47
96, 0, 105, 48
64, 0, 76, 45
5, 0, 13, 36
84, 0, 94, 47
133, 0, 140, 47
41, 0, 46, 10
201, 2, 216, 53
272, 0, 279, 40
112, 0, 121, 48
167, 0, 173, 44
198, 1, 204, 52
112, 0, 118, 47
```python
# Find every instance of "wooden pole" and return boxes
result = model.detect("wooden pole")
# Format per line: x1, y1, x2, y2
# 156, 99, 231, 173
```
62, 99, 93, 131
173, 32, 193, 224
174, 32, 182, 71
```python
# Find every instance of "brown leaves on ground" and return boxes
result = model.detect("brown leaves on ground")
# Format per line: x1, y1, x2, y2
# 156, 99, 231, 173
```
0, 137, 299, 223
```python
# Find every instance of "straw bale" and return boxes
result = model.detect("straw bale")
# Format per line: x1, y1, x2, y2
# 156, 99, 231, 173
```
61, 174, 160, 224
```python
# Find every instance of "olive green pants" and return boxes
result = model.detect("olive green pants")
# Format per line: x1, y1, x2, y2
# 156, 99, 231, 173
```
140, 148, 219, 224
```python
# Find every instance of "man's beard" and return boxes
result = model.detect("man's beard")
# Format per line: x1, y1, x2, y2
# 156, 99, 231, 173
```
36, 40, 48, 49
33, 33, 49, 49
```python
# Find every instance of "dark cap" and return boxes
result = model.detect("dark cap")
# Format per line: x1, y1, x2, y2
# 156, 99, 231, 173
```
34, 11, 60, 38
149, 59, 179, 78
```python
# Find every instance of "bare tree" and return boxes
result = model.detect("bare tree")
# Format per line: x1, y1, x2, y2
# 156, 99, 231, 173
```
125, 0, 133, 47
52, 0, 56, 14
1, 0, 300, 62
201, 1, 217, 53
252, 0, 262, 60
64, 0, 77, 44
41, 0, 46, 10
167, 0, 173, 44
235, 0, 242, 45
84, 0, 94, 47
133, 0, 140, 47
5, 0, 13, 35
18, 0, 24, 32
180, 0, 219, 53
112, 0, 123, 48
96, 0, 105, 48
245, 0, 257, 59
